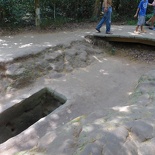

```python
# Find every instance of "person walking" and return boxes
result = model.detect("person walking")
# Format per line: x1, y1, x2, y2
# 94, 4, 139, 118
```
95, 0, 113, 34
146, 0, 155, 30
134, 0, 149, 34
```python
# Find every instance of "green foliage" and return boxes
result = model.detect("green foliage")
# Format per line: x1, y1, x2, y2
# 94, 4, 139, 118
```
90, 16, 98, 22
0, 0, 95, 28
127, 20, 137, 25
146, 13, 154, 20
112, 0, 138, 19
112, 11, 120, 22
40, 17, 70, 28
0, 0, 34, 26
0, 0, 154, 28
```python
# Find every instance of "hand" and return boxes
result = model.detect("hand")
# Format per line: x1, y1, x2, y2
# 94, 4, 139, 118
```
134, 14, 137, 18
104, 7, 108, 12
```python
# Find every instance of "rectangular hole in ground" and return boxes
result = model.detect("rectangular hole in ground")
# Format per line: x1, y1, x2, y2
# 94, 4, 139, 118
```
0, 87, 67, 144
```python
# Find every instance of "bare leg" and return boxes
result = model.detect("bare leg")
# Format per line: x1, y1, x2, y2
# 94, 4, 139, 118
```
136, 25, 139, 31
146, 17, 152, 24
150, 15, 155, 28
141, 25, 146, 33
134, 25, 140, 33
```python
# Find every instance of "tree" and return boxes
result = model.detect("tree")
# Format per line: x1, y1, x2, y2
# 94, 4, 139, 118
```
35, 0, 40, 28
94, 0, 103, 17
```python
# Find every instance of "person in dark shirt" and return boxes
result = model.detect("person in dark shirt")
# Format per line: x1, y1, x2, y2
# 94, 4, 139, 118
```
146, 0, 155, 30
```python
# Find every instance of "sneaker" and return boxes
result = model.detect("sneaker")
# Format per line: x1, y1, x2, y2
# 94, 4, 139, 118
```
149, 27, 154, 30
96, 28, 101, 33
106, 31, 113, 34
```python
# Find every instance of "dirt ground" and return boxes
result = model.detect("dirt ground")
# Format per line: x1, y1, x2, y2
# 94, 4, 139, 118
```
0, 22, 155, 99
0, 22, 97, 36
0, 23, 155, 155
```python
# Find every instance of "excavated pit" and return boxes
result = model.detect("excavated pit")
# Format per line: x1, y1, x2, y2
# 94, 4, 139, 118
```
0, 88, 66, 144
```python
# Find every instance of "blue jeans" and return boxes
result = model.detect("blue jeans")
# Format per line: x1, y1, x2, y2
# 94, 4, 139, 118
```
96, 7, 112, 33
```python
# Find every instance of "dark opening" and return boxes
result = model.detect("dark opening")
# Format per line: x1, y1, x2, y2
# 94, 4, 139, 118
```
0, 88, 66, 144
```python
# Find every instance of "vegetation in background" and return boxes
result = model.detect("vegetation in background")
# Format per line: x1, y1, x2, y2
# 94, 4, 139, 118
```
0, 0, 154, 29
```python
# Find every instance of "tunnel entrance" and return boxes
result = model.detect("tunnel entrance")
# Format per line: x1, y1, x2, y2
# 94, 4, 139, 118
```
0, 88, 66, 144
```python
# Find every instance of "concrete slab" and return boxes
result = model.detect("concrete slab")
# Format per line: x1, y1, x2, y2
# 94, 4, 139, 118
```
93, 25, 155, 46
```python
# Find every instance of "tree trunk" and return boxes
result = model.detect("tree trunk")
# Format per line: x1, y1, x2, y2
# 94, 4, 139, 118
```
35, 0, 40, 28
93, 0, 102, 17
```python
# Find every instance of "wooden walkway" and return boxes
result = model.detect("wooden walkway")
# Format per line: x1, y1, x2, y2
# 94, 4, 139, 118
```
93, 25, 155, 46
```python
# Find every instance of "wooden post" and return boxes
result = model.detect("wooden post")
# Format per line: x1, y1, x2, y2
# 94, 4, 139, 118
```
35, 0, 40, 28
